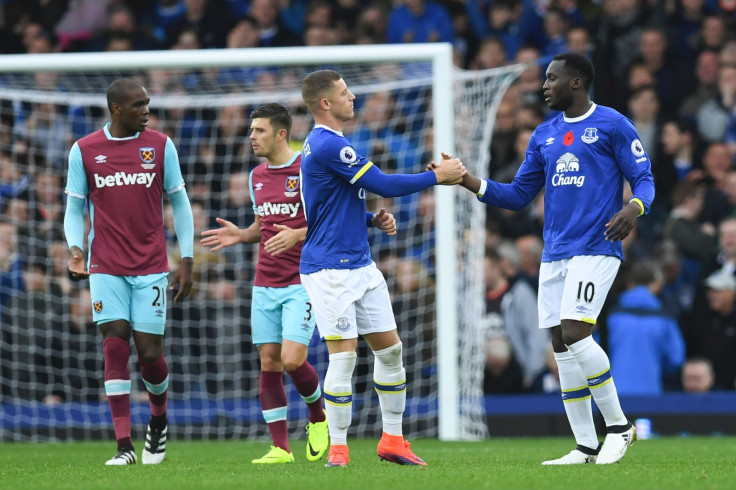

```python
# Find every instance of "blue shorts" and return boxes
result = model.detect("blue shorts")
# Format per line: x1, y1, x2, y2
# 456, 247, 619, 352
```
251, 284, 316, 346
89, 272, 168, 335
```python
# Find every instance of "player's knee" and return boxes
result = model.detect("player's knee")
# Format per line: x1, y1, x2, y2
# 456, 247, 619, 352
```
374, 341, 403, 369
138, 346, 163, 363
282, 358, 302, 372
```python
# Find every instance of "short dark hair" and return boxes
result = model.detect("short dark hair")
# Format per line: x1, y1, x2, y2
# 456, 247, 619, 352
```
626, 259, 663, 287
250, 103, 292, 140
106, 78, 144, 113
301, 70, 342, 112
553, 52, 595, 90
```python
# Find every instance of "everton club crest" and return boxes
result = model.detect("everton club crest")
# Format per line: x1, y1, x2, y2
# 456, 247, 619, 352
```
581, 128, 599, 144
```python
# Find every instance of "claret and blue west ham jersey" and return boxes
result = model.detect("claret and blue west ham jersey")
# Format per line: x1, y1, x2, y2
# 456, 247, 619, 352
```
479, 104, 655, 262
65, 124, 185, 276
299, 125, 374, 274
249, 152, 306, 287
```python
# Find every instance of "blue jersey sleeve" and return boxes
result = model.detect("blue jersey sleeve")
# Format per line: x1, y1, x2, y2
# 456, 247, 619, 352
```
163, 137, 185, 193
355, 164, 437, 198
65, 142, 88, 198
612, 118, 655, 215
480, 131, 546, 210
323, 137, 437, 197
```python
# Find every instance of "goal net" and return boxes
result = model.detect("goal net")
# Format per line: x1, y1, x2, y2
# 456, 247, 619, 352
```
0, 45, 523, 442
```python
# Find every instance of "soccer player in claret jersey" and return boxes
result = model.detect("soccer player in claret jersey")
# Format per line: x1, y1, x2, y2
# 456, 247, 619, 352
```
299, 69, 465, 467
202, 103, 340, 464
449, 53, 655, 465
63, 78, 194, 465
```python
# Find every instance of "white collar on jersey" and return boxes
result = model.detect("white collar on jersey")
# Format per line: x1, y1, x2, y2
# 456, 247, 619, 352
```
313, 124, 343, 136
103, 123, 140, 141
563, 103, 597, 124
267, 151, 299, 169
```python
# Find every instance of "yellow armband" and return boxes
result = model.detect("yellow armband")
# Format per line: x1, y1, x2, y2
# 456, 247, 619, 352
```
629, 197, 644, 217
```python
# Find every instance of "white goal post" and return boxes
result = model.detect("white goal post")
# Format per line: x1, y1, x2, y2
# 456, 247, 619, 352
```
0, 43, 523, 442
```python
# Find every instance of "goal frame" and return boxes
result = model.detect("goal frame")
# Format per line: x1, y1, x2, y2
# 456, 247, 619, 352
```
0, 43, 462, 440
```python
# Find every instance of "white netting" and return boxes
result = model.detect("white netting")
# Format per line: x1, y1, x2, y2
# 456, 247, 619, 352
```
0, 49, 522, 442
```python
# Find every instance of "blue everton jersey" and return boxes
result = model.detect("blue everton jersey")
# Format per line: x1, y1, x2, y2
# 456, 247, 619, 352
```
299, 125, 374, 273
480, 104, 655, 262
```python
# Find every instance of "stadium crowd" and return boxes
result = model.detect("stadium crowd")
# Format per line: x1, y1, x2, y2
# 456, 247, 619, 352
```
2, 0, 736, 412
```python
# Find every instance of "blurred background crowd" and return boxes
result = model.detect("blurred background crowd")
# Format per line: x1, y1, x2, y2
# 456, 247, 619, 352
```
2, 0, 736, 408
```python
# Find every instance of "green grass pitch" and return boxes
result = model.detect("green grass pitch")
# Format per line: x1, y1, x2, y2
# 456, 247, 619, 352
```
1, 437, 734, 490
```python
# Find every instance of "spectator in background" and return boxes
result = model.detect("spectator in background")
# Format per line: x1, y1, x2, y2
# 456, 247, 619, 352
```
303, 23, 338, 47
654, 117, 704, 212
483, 244, 546, 392
635, 26, 678, 118
53, 0, 111, 52
681, 356, 716, 393
696, 13, 728, 55
22, 102, 71, 170
488, 98, 517, 177
656, 239, 697, 324
54, 286, 104, 403
483, 335, 525, 394
29, 169, 65, 242
354, 2, 389, 44
469, 35, 508, 71
136, 0, 187, 47
390, 257, 436, 391
165, 0, 234, 49
606, 260, 685, 395
387, 0, 454, 45
626, 85, 662, 164
565, 25, 592, 58
0, 215, 24, 307
591, 0, 659, 113
682, 269, 736, 390
332, 0, 363, 45
85, 3, 159, 52
465, 0, 523, 60
248, 0, 300, 47
696, 64, 736, 144
515, 234, 543, 288
626, 61, 657, 103
514, 45, 545, 107
539, 7, 569, 57
662, 179, 716, 285
678, 49, 720, 121
698, 142, 734, 227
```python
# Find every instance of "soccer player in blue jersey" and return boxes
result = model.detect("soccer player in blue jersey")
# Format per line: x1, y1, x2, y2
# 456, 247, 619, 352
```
63, 78, 194, 466
452, 53, 655, 464
202, 103, 366, 464
299, 69, 466, 467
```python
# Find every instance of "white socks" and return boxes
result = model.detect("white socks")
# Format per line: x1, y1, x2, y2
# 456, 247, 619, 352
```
373, 342, 406, 437
323, 351, 356, 446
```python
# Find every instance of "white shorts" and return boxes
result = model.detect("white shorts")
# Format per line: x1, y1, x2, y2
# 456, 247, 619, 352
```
538, 255, 620, 329
300, 263, 397, 340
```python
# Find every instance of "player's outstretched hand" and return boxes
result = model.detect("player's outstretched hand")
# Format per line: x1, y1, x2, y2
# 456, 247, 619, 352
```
265, 224, 303, 256
67, 246, 90, 280
201, 217, 241, 251
372, 208, 397, 236
604, 202, 641, 242
431, 152, 466, 185
171, 257, 193, 303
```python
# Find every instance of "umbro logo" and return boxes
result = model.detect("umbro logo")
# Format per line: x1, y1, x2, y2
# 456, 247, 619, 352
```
95, 154, 107, 163
254, 182, 263, 191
